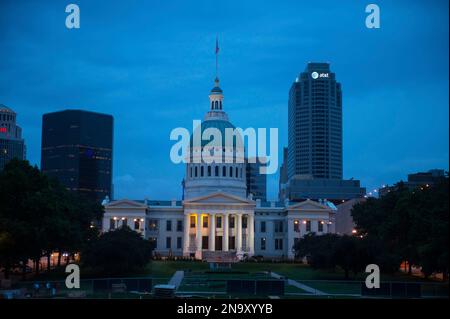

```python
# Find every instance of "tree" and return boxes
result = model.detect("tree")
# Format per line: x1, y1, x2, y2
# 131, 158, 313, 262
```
0, 159, 103, 278
81, 227, 154, 276
351, 176, 449, 279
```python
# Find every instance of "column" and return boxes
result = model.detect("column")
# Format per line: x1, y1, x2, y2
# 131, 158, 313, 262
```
195, 213, 202, 258
183, 213, 190, 256
248, 214, 254, 256
236, 214, 242, 253
223, 213, 229, 251
287, 219, 295, 259
209, 213, 215, 251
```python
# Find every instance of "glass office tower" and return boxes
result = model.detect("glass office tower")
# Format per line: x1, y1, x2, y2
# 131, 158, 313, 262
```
41, 110, 113, 203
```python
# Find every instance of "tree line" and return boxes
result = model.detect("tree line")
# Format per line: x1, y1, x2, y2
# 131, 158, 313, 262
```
294, 175, 449, 280
0, 159, 103, 278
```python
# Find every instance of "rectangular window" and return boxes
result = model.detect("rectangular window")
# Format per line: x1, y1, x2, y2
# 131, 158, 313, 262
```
260, 238, 266, 250
229, 236, 235, 250
275, 238, 283, 250
109, 218, 115, 230
166, 237, 171, 249
216, 216, 222, 228
229, 216, 235, 228
306, 220, 311, 232
122, 218, 127, 227
190, 216, 195, 228
202, 236, 209, 250
318, 221, 324, 232
242, 216, 248, 229
166, 220, 172, 232
134, 220, 140, 230
294, 220, 300, 232
260, 221, 266, 233
203, 216, 208, 228
177, 220, 183, 232
149, 237, 157, 249
177, 237, 182, 249
148, 219, 158, 231
274, 220, 283, 233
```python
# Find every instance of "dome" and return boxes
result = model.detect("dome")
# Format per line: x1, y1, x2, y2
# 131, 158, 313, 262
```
190, 119, 243, 148
210, 86, 223, 94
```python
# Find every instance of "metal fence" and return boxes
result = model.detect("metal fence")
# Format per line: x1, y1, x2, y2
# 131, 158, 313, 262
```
5, 277, 449, 299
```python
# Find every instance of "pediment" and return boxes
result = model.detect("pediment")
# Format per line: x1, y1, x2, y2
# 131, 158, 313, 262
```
184, 192, 254, 205
288, 199, 331, 211
105, 199, 147, 209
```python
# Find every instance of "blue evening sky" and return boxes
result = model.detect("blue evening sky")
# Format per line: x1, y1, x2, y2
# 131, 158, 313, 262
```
0, 0, 448, 200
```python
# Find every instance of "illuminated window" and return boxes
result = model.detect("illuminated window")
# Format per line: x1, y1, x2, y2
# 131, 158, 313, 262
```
203, 216, 208, 228
190, 216, 195, 228
294, 220, 300, 232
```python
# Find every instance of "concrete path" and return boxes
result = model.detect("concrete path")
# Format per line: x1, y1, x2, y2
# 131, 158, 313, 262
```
269, 272, 327, 295
168, 270, 184, 289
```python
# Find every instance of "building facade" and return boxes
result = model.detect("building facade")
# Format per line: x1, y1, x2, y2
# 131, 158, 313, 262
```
284, 63, 365, 202
103, 77, 336, 260
0, 104, 26, 170
41, 110, 113, 202
246, 157, 267, 201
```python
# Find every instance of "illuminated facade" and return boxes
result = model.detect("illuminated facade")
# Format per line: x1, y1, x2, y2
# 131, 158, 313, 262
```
103, 78, 336, 260
0, 104, 26, 170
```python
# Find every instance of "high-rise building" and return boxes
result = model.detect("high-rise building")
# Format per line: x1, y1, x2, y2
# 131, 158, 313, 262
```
284, 63, 365, 202
278, 147, 288, 201
246, 157, 267, 201
288, 62, 342, 180
41, 110, 113, 203
0, 104, 26, 170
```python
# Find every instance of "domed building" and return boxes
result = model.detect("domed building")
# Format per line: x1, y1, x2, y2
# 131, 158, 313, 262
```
184, 77, 247, 200
102, 76, 337, 261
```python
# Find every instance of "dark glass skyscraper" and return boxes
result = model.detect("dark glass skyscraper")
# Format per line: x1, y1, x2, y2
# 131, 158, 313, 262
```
285, 63, 365, 202
0, 104, 26, 170
288, 62, 342, 180
41, 110, 113, 202
246, 157, 267, 201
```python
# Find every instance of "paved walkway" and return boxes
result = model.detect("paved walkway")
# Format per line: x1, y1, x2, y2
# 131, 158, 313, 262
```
269, 272, 326, 295
168, 270, 184, 289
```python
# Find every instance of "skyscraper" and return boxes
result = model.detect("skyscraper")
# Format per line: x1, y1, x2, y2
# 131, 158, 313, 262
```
0, 104, 26, 170
246, 157, 267, 201
41, 110, 113, 203
285, 63, 365, 202
288, 62, 342, 180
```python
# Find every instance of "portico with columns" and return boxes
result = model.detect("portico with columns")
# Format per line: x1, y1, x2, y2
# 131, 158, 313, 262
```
182, 192, 255, 259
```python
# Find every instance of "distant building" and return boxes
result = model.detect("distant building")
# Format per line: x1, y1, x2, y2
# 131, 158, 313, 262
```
335, 198, 366, 235
283, 63, 365, 202
0, 104, 26, 170
41, 110, 113, 203
379, 169, 446, 197
278, 147, 288, 201
246, 157, 267, 201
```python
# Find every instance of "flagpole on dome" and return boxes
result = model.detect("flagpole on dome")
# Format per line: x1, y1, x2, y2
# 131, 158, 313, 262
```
215, 35, 220, 80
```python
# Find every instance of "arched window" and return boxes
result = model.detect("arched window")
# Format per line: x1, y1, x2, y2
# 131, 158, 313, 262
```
219, 101, 222, 109
215, 101, 218, 109
222, 166, 226, 177
215, 166, 219, 176
201, 166, 204, 177
195, 166, 198, 177
229, 166, 233, 177
208, 166, 211, 176
190, 167, 192, 178
235, 166, 239, 178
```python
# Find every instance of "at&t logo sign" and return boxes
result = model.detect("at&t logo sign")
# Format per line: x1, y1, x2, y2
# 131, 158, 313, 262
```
311, 72, 329, 79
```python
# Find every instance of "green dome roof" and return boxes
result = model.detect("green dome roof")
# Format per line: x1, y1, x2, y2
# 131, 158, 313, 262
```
190, 120, 243, 148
